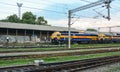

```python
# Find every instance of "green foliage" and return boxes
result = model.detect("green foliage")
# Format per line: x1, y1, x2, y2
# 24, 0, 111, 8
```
0, 14, 20, 23
1, 51, 120, 66
36, 16, 47, 25
0, 43, 120, 52
104, 66, 120, 72
22, 12, 36, 24
0, 11, 48, 25
86, 28, 97, 32
0, 19, 8, 22
7, 14, 20, 23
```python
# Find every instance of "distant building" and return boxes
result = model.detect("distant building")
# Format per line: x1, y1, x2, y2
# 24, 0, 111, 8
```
0, 22, 78, 43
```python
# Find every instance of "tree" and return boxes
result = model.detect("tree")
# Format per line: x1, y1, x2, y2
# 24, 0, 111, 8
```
0, 19, 8, 22
6, 14, 20, 23
0, 11, 48, 25
36, 16, 47, 25
22, 12, 36, 24
86, 28, 97, 32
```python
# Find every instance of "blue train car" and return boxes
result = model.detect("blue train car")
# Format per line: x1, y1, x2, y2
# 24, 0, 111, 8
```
71, 33, 98, 43
112, 33, 120, 43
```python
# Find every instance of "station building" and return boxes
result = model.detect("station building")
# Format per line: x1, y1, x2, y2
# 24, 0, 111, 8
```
0, 22, 78, 44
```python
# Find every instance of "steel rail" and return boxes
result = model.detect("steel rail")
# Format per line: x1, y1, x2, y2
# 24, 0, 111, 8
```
1, 55, 120, 72
0, 48, 120, 60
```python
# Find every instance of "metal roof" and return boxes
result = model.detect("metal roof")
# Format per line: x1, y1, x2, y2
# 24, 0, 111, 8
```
0, 22, 78, 32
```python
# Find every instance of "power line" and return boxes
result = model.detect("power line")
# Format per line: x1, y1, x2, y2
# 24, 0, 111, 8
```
70, 7, 105, 23
73, 14, 94, 18
23, 6, 67, 14
40, 0, 68, 6
21, 0, 68, 9
79, 0, 92, 3
71, 16, 81, 25
0, 2, 67, 15
0, 10, 15, 14
111, 4, 120, 11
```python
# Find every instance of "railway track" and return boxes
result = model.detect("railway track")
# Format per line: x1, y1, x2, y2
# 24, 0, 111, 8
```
0, 46, 120, 53
0, 65, 37, 72
0, 48, 120, 60
0, 44, 66, 48
0, 55, 120, 72
0, 49, 120, 60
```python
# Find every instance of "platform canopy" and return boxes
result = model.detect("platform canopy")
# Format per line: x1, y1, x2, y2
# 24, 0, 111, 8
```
0, 22, 78, 32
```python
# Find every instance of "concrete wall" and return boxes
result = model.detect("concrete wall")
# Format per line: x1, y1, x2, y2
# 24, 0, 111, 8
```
0, 28, 53, 44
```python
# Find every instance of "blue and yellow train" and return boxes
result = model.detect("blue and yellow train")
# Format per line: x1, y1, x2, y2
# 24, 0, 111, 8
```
51, 32, 120, 44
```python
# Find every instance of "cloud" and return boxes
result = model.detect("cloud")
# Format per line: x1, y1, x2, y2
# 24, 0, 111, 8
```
0, 0, 120, 33
48, 18, 68, 27
0, 0, 53, 19
48, 17, 120, 32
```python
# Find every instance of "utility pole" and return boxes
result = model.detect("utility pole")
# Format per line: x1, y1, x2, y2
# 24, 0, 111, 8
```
105, 0, 111, 20
107, 0, 111, 20
98, 27, 100, 33
98, 26, 120, 34
109, 27, 112, 33
68, 10, 71, 48
68, 0, 113, 48
17, 3, 23, 19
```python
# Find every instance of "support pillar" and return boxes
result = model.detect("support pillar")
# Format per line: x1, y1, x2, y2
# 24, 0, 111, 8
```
24, 30, 26, 41
6, 29, 8, 35
6, 28, 9, 47
24, 30, 26, 47
33, 30, 35, 43
16, 30, 18, 43
47, 32, 49, 41
39, 31, 42, 42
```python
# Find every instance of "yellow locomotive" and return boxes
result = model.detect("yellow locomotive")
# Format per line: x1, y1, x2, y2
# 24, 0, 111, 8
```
51, 32, 113, 44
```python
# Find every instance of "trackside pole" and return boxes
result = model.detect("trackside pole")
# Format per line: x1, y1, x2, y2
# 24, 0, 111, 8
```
68, 10, 71, 49
67, 0, 112, 49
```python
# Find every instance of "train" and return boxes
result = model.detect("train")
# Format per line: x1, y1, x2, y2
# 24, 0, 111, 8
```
50, 31, 120, 44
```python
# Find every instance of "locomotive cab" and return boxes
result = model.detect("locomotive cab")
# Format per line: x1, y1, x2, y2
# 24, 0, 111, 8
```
98, 33, 112, 43
98, 34, 105, 43
50, 32, 61, 44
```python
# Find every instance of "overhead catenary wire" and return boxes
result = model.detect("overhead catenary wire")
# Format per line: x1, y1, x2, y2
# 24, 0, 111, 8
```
0, 2, 67, 15
40, 0, 69, 6
23, 6, 67, 14
79, 0, 92, 3
93, 8, 107, 19
0, 11, 15, 15
40, 0, 71, 11
111, 4, 120, 11
0, 0, 119, 20
21, 0, 69, 9
70, 13, 98, 25
69, 5, 106, 25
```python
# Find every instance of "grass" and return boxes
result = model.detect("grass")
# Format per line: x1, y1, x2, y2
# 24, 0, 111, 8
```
1, 51, 120, 67
104, 66, 120, 72
0, 48, 66, 52
0, 43, 120, 52
71, 43, 120, 48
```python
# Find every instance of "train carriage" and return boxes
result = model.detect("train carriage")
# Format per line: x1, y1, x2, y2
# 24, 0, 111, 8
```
51, 32, 99, 44
98, 33, 112, 43
112, 33, 120, 43
50, 31, 120, 44
71, 33, 98, 44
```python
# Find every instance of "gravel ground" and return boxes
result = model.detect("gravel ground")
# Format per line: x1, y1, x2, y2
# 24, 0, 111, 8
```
80, 62, 120, 72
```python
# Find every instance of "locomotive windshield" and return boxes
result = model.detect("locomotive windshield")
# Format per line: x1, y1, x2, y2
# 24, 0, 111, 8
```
57, 34, 60, 36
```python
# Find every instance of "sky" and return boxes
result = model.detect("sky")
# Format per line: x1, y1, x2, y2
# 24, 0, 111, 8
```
0, 0, 120, 32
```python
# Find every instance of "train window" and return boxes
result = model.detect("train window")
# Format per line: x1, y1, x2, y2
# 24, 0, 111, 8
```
57, 34, 60, 36
72, 34, 75, 36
